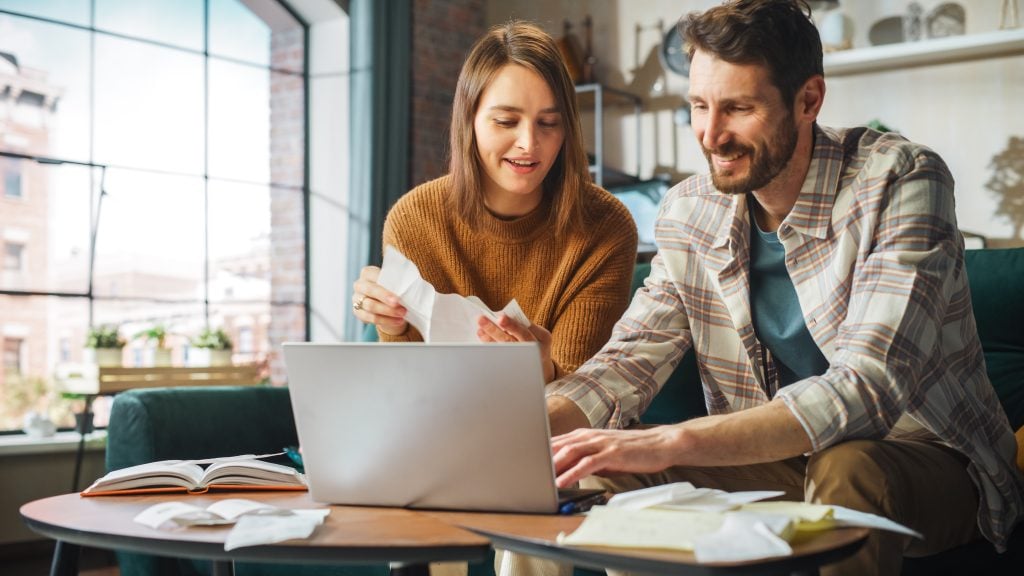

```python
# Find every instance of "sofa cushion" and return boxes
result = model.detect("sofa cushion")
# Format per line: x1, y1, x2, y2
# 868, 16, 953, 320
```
106, 386, 298, 472
964, 248, 1024, 430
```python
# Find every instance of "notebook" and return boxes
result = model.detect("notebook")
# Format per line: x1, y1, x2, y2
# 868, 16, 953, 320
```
282, 342, 601, 514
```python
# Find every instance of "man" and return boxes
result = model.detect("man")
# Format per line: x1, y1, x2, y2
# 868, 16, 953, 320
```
541, 1, 1023, 574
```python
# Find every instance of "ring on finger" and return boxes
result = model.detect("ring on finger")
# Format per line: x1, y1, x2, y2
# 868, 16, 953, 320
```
353, 295, 367, 312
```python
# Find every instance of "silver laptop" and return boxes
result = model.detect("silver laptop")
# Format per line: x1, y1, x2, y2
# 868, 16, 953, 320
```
283, 342, 590, 513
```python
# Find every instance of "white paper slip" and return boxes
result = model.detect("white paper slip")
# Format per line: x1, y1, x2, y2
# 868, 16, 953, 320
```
377, 246, 530, 342
692, 513, 794, 563
133, 498, 327, 530
607, 482, 785, 512
224, 509, 330, 551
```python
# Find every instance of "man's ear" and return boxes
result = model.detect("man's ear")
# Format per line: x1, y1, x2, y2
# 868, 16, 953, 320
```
795, 75, 826, 121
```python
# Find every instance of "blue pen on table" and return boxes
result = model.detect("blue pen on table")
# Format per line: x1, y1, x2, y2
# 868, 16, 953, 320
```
558, 492, 607, 515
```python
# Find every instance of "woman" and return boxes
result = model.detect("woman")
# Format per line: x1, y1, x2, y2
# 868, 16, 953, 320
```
352, 21, 637, 383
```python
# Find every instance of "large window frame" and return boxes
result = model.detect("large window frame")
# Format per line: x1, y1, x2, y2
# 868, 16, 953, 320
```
0, 0, 326, 433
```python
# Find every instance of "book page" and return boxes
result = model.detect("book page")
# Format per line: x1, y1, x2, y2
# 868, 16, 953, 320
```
202, 459, 306, 487
85, 461, 204, 493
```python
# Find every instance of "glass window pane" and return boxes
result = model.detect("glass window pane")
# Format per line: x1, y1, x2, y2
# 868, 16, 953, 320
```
93, 169, 205, 299
207, 179, 270, 299
0, 13, 91, 163
0, 294, 89, 431
94, 35, 204, 174
0, 161, 91, 293
208, 60, 270, 183
95, 0, 203, 51
0, 0, 90, 27
210, 0, 303, 73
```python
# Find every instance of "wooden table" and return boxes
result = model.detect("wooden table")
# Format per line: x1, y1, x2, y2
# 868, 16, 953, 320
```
20, 492, 490, 576
428, 510, 870, 576
21, 492, 869, 576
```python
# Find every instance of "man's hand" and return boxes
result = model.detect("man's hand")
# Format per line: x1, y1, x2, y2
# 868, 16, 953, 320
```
549, 400, 812, 488
551, 427, 684, 488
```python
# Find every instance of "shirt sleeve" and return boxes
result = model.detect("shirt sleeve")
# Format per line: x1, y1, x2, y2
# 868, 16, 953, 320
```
776, 146, 964, 451
546, 251, 695, 429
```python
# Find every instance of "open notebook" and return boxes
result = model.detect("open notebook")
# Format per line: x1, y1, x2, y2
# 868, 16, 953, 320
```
282, 342, 601, 513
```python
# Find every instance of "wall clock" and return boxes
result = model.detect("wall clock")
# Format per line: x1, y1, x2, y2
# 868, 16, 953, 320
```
659, 24, 689, 77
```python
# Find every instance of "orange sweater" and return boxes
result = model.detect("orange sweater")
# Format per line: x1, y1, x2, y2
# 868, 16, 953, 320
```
380, 175, 638, 377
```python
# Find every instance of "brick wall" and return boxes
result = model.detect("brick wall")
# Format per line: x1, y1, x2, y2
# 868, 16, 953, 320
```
268, 28, 306, 385
409, 0, 486, 188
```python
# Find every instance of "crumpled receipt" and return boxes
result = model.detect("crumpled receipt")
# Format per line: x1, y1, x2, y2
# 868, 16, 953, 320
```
377, 246, 530, 342
558, 492, 923, 563
134, 498, 330, 550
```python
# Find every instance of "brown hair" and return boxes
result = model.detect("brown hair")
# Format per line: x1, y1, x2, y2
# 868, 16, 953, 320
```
680, 0, 823, 106
449, 21, 589, 237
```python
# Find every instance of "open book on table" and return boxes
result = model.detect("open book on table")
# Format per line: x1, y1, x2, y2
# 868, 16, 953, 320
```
82, 456, 308, 496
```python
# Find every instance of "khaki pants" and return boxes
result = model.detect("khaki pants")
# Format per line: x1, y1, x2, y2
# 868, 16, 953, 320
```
498, 436, 981, 576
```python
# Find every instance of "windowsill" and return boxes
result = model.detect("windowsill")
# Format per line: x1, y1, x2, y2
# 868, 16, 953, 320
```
0, 430, 106, 457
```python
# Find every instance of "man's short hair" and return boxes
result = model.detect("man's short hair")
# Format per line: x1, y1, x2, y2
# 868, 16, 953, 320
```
680, 0, 823, 106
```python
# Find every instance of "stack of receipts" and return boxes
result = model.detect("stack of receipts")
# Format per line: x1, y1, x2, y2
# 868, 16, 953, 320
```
557, 482, 922, 563
377, 246, 530, 342
134, 498, 330, 551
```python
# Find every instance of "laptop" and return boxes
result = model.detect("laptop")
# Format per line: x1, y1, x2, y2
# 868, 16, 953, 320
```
282, 342, 601, 514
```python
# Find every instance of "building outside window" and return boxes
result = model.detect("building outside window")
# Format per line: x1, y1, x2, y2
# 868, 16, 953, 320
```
0, 1, 351, 432
3, 242, 24, 272
2, 158, 22, 199
2, 338, 23, 376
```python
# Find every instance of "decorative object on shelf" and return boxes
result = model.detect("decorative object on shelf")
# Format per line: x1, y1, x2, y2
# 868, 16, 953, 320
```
22, 410, 56, 438
903, 2, 924, 42
868, 15, 906, 45
659, 21, 689, 77
557, 19, 584, 84
926, 2, 966, 38
1002, 0, 1020, 29
818, 2, 855, 51
84, 324, 125, 367
189, 327, 233, 367
134, 324, 172, 367
582, 14, 597, 84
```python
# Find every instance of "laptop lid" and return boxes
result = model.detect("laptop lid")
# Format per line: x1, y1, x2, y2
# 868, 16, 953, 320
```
282, 342, 560, 513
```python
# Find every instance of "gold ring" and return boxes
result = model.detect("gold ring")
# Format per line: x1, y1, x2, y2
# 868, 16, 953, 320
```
353, 295, 366, 312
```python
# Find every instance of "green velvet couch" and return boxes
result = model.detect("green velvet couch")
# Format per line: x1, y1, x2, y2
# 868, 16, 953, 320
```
105, 248, 1024, 575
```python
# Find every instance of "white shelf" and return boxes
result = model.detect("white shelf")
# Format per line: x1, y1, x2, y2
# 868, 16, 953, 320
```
823, 28, 1024, 76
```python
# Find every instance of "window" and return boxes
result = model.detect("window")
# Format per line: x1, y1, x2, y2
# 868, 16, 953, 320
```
3, 338, 23, 376
238, 326, 253, 354
0, 1, 351, 432
4, 242, 24, 271
2, 159, 22, 198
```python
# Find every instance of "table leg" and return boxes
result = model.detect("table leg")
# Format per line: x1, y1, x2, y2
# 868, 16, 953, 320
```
49, 541, 80, 576
211, 559, 235, 576
389, 562, 429, 576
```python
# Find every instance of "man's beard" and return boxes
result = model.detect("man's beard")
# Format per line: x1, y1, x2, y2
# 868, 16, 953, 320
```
702, 116, 798, 195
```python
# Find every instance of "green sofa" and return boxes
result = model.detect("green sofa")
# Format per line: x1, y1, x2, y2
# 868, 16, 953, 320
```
105, 248, 1024, 575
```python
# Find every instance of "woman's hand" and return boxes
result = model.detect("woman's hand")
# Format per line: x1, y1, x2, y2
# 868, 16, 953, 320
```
477, 315, 555, 382
352, 266, 409, 336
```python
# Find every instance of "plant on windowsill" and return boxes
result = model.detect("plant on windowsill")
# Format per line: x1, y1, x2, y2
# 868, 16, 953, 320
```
189, 327, 233, 367
83, 324, 125, 367
133, 324, 172, 367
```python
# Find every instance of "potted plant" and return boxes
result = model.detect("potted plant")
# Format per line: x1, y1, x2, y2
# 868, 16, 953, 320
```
189, 327, 233, 367
84, 324, 125, 367
134, 325, 172, 367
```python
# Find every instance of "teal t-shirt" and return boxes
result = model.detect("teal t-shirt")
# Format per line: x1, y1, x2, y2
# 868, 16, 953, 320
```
748, 213, 829, 387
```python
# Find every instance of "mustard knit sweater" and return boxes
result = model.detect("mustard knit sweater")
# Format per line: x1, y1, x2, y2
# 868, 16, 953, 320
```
379, 175, 638, 377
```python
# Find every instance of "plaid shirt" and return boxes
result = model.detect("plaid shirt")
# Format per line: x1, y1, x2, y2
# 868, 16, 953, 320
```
549, 125, 1023, 548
